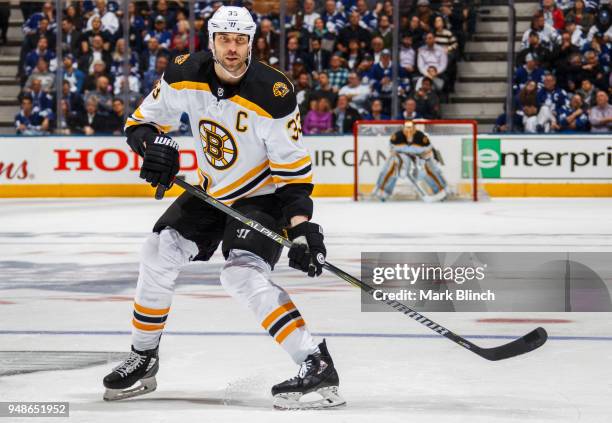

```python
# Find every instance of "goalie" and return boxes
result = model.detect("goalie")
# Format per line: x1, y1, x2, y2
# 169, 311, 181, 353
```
373, 120, 448, 202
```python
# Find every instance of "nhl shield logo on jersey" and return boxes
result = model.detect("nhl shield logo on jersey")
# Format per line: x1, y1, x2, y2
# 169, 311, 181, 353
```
198, 119, 238, 170
273, 82, 289, 98
174, 54, 190, 65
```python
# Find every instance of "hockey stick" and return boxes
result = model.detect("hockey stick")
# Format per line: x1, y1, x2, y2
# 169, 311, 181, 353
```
159, 180, 548, 361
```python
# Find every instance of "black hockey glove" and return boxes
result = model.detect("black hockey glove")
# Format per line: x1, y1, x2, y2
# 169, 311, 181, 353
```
286, 221, 326, 277
140, 134, 180, 188
126, 124, 158, 157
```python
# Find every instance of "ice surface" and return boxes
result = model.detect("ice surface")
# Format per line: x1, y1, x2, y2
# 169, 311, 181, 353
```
1, 197, 611, 422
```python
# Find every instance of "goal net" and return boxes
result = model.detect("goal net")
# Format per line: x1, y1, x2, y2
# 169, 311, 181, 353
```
353, 119, 486, 201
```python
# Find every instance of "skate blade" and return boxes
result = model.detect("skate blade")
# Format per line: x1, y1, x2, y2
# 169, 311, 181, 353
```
273, 386, 346, 410
103, 377, 157, 401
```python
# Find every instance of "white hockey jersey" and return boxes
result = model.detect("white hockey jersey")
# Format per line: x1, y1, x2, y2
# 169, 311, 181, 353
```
125, 51, 312, 207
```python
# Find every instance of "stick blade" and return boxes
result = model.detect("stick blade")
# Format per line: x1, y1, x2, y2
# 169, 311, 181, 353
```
480, 327, 548, 361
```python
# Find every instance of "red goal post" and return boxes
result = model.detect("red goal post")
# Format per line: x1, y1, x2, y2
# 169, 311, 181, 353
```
352, 119, 480, 202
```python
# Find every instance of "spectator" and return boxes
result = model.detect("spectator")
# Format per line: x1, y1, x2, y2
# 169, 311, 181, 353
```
433, 15, 458, 91
337, 11, 371, 53
80, 98, 109, 135
80, 15, 112, 50
577, 78, 597, 107
364, 98, 390, 120
298, 0, 320, 33
586, 7, 610, 42
333, 95, 361, 133
312, 17, 336, 51
24, 36, 55, 78
140, 37, 167, 76
15, 95, 50, 135
144, 16, 172, 50
24, 58, 55, 92
255, 19, 279, 56
253, 36, 271, 64
517, 31, 552, 67
514, 53, 545, 92
111, 38, 139, 77
552, 30, 581, 71
415, 0, 433, 32
65, 4, 83, 31
373, 15, 393, 49
541, 0, 565, 31
85, 0, 120, 37
290, 58, 308, 85
412, 77, 440, 118
406, 15, 426, 48
327, 54, 349, 92
397, 97, 422, 120
517, 80, 558, 132
79, 35, 113, 75
169, 35, 189, 61
564, 17, 587, 49
143, 55, 168, 94
22, 1, 55, 36
150, 0, 176, 30
342, 39, 363, 71
356, 53, 375, 82
557, 52, 584, 92
521, 11, 560, 51
20, 17, 55, 79
589, 90, 612, 132
284, 36, 308, 72
321, 0, 346, 35
417, 32, 448, 90
114, 76, 142, 111
106, 98, 126, 134
307, 37, 331, 75
566, 0, 595, 30
537, 73, 569, 112
295, 72, 312, 116
83, 60, 110, 92
288, 12, 310, 53
494, 107, 523, 133
355, 0, 379, 32
61, 80, 85, 112
399, 33, 416, 75
25, 78, 53, 117
558, 93, 590, 131
303, 97, 334, 134
85, 75, 113, 113
61, 17, 82, 56
370, 36, 386, 64
311, 72, 338, 107
581, 50, 607, 90
339, 71, 371, 113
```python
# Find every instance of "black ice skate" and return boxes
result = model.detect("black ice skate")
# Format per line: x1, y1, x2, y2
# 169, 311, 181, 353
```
103, 346, 159, 401
271, 339, 345, 410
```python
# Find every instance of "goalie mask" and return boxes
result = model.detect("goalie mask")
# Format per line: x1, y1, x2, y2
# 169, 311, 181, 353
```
208, 6, 256, 79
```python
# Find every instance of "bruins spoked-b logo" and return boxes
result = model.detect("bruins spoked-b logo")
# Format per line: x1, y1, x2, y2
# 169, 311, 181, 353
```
199, 119, 238, 170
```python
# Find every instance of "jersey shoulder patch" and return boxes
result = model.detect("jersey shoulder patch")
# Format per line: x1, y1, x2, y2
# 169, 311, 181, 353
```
240, 61, 297, 119
163, 51, 214, 86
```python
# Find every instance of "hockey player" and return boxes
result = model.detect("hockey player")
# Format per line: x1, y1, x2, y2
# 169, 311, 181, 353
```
373, 120, 447, 202
102, 6, 345, 410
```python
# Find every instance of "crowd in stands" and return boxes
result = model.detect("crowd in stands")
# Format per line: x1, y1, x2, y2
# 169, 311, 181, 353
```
495, 0, 612, 133
14, 0, 475, 135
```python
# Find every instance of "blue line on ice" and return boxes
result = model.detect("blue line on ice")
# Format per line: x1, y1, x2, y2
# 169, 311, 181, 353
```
0, 330, 610, 341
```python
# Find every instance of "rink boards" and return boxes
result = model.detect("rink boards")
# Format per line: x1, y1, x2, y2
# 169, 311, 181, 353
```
0, 135, 611, 197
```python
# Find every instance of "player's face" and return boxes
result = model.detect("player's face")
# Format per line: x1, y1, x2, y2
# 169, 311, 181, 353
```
403, 122, 416, 138
214, 33, 250, 73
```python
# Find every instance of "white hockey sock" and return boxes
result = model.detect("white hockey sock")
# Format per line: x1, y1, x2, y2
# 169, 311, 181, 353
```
220, 249, 319, 364
132, 228, 198, 351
